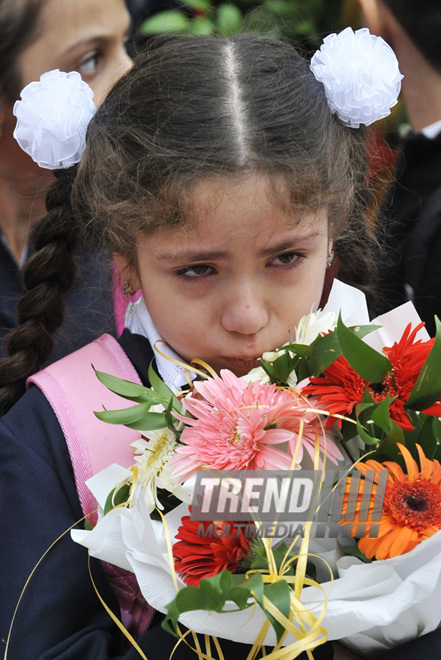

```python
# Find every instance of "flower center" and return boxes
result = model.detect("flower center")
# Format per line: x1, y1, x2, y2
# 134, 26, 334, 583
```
385, 478, 441, 531
143, 433, 175, 470
368, 381, 387, 396
367, 372, 397, 399
231, 431, 243, 447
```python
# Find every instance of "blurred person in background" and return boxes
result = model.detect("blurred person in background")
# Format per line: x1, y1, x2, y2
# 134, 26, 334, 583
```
359, 0, 441, 336
0, 0, 131, 361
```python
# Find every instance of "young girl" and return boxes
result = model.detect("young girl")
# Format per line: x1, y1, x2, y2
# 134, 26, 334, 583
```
0, 30, 436, 660
0, 0, 132, 361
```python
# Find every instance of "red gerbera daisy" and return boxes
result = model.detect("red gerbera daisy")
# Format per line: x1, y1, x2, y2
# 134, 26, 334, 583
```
172, 515, 251, 586
304, 322, 441, 430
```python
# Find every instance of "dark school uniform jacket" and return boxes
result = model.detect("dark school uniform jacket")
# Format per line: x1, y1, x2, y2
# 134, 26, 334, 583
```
0, 241, 115, 361
376, 130, 441, 336
0, 330, 439, 659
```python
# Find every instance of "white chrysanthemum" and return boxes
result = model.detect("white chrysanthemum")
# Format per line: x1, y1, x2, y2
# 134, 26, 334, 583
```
310, 27, 403, 128
131, 431, 190, 512
295, 309, 337, 345
241, 365, 271, 385
13, 69, 96, 169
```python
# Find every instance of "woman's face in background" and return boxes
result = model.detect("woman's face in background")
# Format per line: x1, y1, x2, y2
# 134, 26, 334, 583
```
18, 0, 132, 106
0, 0, 132, 193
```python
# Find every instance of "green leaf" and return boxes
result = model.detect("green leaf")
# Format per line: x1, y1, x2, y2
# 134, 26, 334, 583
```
189, 17, 214, 34
104, 483, 131, 515
259, 580, 291, 642
418, 415, 441, 459
272, 352, 293, 383
407, 317, 441, 410
148, 363, 183, 413
355, 395, 404, 450
344, 543, 373, 563
231, 571, 264, 603
307, 330, 342, 376
162, 571, 260, 637
93, 368, 153, 402
295, 19, 315, 34
94, 404, 168, 431
263, 0, 299, 18
257, 357, 278, 384
139, 10, 191, 35
307, 324, 381, 377
280, 342, 312, 357
198, 570, 232, 610
356, 416, 381, 446
216, 3, 242, 35
370, 396, 398, 432
337, 314, 391, 383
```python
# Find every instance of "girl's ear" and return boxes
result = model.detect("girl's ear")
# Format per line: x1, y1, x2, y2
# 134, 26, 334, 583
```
113, 253, 141, 292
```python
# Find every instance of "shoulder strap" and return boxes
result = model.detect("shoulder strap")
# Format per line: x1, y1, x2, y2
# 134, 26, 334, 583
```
27, 334, 142, 519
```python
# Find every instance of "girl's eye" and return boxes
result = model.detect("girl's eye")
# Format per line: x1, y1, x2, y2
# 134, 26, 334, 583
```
269, 251, 303, 268
176, 264, 215, 279
77, 51, 101, 76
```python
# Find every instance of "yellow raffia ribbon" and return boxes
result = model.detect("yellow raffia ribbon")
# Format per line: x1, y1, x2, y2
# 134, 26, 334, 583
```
153, 340, 216, 386
2, 510, 100, 660
3, 471, 152, 660
88, 554, 149, 660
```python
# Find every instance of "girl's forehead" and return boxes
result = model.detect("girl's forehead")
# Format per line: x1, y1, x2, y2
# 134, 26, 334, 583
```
182, 173, 327, 238
142, 174, 329, 257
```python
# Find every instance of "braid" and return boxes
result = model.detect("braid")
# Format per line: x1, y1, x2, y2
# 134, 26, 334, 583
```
0, 167, 79, 415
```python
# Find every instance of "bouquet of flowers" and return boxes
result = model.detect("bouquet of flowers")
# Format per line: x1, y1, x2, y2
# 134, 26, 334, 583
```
72, 281, 441, 657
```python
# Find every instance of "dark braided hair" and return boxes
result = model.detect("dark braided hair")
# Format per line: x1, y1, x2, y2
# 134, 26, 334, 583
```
0, 33, 379, 415
0, 168, 79, 413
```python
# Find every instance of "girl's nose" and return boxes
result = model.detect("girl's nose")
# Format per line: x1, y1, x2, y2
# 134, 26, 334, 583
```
220, 283, 269, 336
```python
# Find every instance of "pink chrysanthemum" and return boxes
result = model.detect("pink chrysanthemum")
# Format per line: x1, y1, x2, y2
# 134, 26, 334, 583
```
169, 370, 342, 482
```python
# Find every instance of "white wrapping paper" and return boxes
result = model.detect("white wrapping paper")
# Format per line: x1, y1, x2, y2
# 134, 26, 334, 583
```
72, 479, 441, 655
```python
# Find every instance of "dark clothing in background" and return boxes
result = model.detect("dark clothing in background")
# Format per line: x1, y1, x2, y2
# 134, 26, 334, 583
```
377, 130, 441, 336
0, 241, 115, 361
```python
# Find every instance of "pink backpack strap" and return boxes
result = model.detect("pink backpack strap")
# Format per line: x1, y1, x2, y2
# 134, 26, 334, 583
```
27, 334, 142, 519
27, 333, 155, 637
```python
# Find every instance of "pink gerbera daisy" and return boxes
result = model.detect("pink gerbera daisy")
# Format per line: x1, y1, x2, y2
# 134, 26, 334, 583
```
169, 370, 342, 482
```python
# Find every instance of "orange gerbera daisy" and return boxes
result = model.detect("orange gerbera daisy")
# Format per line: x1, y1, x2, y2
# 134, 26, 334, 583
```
342, 444, 441, 560
305, 323, 441, 430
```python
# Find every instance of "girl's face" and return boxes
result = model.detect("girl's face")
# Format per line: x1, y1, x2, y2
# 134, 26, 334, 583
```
131, 174, 331, 377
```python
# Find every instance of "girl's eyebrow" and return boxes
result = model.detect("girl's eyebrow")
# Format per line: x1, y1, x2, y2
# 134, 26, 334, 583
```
156, 250, 228, 262
63, 31, 129, 55
155, 235, 319, 263
61, 22, 131, 56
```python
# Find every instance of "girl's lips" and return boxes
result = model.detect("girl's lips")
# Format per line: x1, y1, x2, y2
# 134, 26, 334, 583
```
223, 356, 261, 371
